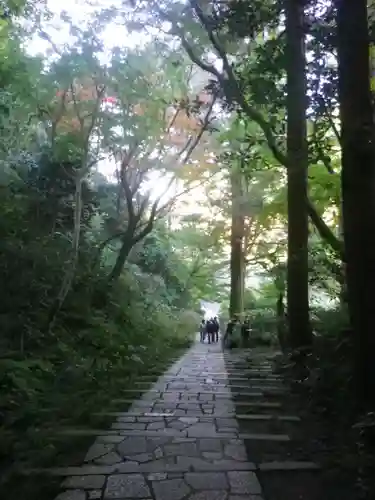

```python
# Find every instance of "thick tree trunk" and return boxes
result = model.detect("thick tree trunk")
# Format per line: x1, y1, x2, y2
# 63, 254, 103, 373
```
335, 0, 375, 405
285, 0, 312, 348
229, 167, 244, 318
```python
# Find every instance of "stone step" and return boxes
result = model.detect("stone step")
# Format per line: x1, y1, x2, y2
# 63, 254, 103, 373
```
240, 433, 290, 441
120, 390, 275, 398
237, 414, 301, 422
136, 373, 281, 379
178, 371, 274, 376
258, 461, 320, 471
112, 398, 282, 408
93, 412, 300, 422
56, 427, 290, 441
27, 461, 258, 477
102, 411, 243, 418
140, 373, 281, 379
26, 461, 319, 477
57, 429, 237, 439
135, 378, 281, 386
146, 392, 268, 399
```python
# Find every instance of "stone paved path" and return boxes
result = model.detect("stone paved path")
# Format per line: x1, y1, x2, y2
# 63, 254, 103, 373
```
51, 341, 317, 500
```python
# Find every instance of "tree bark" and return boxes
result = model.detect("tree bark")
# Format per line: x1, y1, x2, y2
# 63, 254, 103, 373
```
107, 229, 136, 283
285, 0, 312, 348
229, 166, 244, 318
335, 0, 375, 405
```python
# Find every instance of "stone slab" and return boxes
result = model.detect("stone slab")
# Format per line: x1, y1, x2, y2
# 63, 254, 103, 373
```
104, 474, 151, 498
258, 461, 320, 471
233, 401, 281, 408
236, 414, 301, 422
185, 472, 228, 490
55, 491, 86, 500
228, 471, 263, 495
152, 478, 190, 500
62, 475, 106, 489
239, 433, 290, 441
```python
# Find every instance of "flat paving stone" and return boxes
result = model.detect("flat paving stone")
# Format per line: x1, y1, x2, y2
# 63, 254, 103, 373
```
85, 443, 115, 462
95, 452, 123, 465
118, 436, 148, 456
185, 472, 228, 490
152, 478, 190, 500
179, 417, 199, 424
224, 443, 248, 461
88, 491, 102, 499
229, 496, 263, 500
189, 492, 228, 500
164, 443, 199, 457
104, 474, 151, 498
147, 473, 168, 481
56, 491, 86, 500
228, 471, 262, 495
62, 475, 106, 489
198, 439, 223, 452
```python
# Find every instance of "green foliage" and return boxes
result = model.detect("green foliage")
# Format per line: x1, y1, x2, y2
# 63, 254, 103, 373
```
1, 0, 366, 496
0, 162, 195, 493
0, 17, 206, 498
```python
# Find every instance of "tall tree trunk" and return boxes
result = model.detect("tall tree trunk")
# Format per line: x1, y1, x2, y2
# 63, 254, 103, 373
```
335, 0, 375, 405
285, 0, 312, 348
241, 222, 248, 311
337, 212, 347, 305
229, 167, 244, 318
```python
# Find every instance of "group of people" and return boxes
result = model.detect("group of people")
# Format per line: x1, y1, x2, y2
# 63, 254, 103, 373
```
199, 317, 220, 343
199, 315, 252, 349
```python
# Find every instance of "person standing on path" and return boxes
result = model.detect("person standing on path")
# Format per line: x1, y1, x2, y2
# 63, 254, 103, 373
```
206, 318, 216, 344
199, 319, 206, 342
241, 316, 251, 346
213, 316, 220, 342
231, 317, 242, 347
223, 317, 234, 348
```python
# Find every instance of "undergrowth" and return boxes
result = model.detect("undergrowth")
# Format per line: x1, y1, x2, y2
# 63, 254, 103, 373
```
276, 306, 375, 499
0, 188, 197, 500
0, 270, 194, 500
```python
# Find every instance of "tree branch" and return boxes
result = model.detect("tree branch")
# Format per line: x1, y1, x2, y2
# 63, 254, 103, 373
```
182, 93, 217, 163
307, 199, 345, 259
182, 0, 344, 258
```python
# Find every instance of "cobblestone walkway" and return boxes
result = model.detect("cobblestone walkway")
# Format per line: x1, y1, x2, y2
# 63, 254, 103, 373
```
51, 341, 317, 500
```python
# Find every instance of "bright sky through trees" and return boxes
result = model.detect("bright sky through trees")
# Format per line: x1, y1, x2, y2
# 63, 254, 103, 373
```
26, 0, 184, 204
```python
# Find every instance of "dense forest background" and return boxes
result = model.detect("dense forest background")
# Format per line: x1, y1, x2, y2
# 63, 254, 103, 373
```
1, 0, 375, 498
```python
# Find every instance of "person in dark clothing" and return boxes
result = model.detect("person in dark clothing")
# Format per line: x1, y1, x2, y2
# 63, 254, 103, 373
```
213, 316, 219, 342
223, 318, 235, 348
199, 319, 206, 343
241, 316, 251, 345
206, 318, 216, 344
